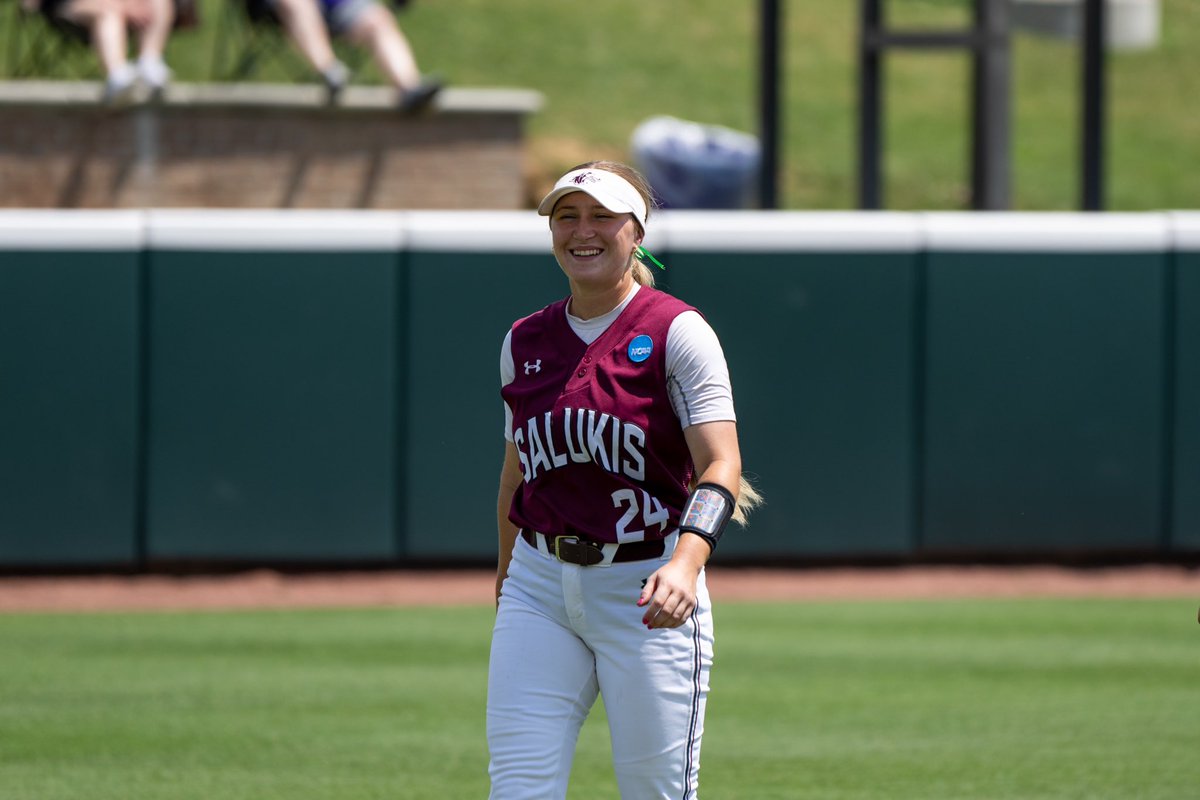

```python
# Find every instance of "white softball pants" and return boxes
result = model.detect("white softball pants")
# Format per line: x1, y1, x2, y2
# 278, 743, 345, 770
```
487, 533, 714, 800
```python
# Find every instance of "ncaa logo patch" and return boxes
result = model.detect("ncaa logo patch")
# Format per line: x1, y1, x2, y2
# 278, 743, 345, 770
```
628, 334, 653, 363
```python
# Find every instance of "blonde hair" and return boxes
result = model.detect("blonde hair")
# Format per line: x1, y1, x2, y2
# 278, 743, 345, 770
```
569, 160, 658, 288
731, 476, 763, 527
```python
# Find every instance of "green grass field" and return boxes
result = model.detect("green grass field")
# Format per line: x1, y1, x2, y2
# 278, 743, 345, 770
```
2, 597, 1197, 799
3, 0, 1197, 210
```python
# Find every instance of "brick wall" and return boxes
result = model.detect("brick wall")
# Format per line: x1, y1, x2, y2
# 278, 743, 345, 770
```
0, 81, 542, 209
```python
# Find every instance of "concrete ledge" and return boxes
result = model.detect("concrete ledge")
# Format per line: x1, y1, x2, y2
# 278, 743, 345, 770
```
0, 81, 544, 209
0, 80, 543, 113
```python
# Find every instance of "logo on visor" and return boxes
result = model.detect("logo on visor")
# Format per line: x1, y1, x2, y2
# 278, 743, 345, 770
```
572, 172, 599, 185
628, 335, 653, 363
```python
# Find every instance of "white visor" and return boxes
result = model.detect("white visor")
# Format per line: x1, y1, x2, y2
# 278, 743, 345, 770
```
537, 169, 648, 230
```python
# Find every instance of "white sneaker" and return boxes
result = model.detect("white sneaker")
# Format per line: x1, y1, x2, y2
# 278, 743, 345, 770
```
322, 60, 350, 102
137, 57, 172, 92
103, 63, 138, 105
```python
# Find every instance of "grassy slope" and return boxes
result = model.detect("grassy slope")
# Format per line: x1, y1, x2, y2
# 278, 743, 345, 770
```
2, 0, 1196, 209
1, 598, 1197, 799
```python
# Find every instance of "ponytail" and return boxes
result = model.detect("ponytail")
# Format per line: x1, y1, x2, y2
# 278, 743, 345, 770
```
731, 475, 763, 526
631, 258, 656, 288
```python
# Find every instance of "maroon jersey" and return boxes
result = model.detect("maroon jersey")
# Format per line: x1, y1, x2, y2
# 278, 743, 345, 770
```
503, 287, 697, 543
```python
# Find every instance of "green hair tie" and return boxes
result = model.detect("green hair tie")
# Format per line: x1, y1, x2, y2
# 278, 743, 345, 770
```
636, 245, 666, 270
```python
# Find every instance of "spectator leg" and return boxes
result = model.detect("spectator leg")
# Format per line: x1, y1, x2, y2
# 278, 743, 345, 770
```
342, 4, 420, 91
270, 0, 340, 74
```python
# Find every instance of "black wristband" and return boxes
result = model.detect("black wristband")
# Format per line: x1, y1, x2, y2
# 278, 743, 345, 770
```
679, 482, 735, 553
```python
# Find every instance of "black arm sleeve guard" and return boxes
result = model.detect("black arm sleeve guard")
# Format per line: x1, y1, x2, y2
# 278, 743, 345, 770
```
678, 482, 736, 553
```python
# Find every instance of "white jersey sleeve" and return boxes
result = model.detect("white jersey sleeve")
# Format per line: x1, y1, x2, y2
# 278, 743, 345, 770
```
500, 328, 516, 442
665, 311, 736, 427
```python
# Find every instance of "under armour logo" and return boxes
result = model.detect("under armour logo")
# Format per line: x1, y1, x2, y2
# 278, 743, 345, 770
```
524, 360, 542, 375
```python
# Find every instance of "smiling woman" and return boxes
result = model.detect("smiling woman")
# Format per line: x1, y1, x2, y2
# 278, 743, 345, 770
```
540, 161, 659, 311
546, 190, 644, 313
487, 159, 762, 799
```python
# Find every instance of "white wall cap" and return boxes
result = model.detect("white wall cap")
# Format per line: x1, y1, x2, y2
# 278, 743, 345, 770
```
404, 211, 550, 252
656, 211, 923, 252
146, 209, 407, 251
3, 209, 1188, 255
0, 210, 144, 250
1168, 212, 1200, 251
922, 212, 1170, 252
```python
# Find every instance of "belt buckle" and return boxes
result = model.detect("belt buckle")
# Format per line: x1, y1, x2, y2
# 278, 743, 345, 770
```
553, 536, 605, 566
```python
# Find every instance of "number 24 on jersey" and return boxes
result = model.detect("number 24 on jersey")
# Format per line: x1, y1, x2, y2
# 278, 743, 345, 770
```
611, 489, 670, 543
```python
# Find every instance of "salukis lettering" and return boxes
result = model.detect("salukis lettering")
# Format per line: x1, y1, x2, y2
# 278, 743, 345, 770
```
513, 408, 646, 483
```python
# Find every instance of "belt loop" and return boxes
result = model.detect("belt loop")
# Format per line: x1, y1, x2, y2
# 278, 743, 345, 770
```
598, 543, 620, 567
523, 529, 551, 557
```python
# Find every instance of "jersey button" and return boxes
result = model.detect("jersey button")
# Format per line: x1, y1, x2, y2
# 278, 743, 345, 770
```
583, 355, 592, 363
576, 368, 587, 377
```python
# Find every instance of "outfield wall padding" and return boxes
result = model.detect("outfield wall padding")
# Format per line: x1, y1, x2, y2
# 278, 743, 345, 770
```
1171, 213, 1200, 550
0, 210, 1197, 567
0, 213, 143, 566
142, 212, 404, 562
920, 215, 1170, 555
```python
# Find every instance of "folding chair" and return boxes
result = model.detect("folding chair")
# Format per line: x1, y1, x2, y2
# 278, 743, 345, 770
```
2, 0, 100, 79
1, 0, 197, 80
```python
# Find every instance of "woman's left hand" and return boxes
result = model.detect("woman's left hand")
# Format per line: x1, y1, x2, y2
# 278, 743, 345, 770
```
637, 533, 710, 629
637, 560, 698, 629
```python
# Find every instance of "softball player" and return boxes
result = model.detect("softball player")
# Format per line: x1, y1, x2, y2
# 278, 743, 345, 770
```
488, 160, 759, 799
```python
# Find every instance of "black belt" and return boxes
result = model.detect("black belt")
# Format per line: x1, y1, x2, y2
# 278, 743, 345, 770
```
521, 529, 666, 565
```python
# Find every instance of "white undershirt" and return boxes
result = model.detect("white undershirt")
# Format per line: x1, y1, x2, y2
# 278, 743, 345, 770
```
501, 284, 736, 441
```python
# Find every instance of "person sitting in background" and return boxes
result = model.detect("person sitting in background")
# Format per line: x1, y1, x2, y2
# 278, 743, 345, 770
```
249, 0, 441, 112
26, 0, 174, 102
